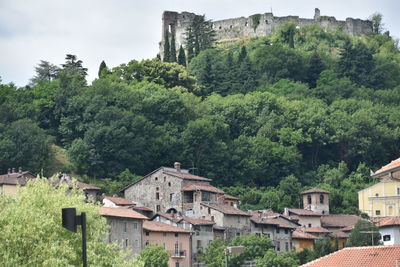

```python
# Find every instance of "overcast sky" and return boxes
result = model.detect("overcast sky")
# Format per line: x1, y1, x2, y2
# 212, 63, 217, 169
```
1, 0, 398, 86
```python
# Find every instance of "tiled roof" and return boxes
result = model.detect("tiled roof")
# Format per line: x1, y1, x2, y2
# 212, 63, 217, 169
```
201, 203, 251, 216
292, 228, 318, 240
251, 216, 295, 229
329, 230, 349, 238
377, 217, 400, 227
0, 171, 35, 186
299, 245, 400, 267
163, 171, 212, 181
131, 205, 153, 212
182, 216, 215, 225
288, 209, 322, 216
182, 183, 224, 194
340, 225, 354, 232
321, 214, 364, 228
300, 188, 330, 195
154, 212, 182, 223
104, 196, 134, 206
218, 194, 239, 200
76, 181, 100, 190
373, 157, 400, 177
100, 207, 148, 220
305, 227, 330, 233
143, 221, 191, 233
213, 225, 225, 231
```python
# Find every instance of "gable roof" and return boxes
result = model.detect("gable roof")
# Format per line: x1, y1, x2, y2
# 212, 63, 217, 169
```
182, 183, 224, 194
288, 209, 322, 216
152, 212, 183, 223
0, 171, 35, 186
305, 227, 330, 233
104, 196, 134, 206
143, 221, 191, 233
100, 207, 148, 220
300, 188, 330, 195
292, 228, 319, 240
130, 205, 153, 212
377, 217, 400, 227
250, 216, 296, 229
321, 214, 364, 228
329, 230, 349, 238
201, 203, 251, 217
163, 171, 212, 182
299, 245, 400, 267
182, 216, 215, 225
373, 157, 400, 178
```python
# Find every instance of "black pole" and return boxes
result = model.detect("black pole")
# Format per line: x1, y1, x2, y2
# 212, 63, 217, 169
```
81, 212, 87, 267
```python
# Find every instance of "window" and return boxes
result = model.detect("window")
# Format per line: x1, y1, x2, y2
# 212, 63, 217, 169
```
202, 192, 211, 202
307, 195, 312, 204
320, 194, 324, 204
285, 242, 289, 251
376, 210, 381, 215
197, 240, 202, 248
308, 223, 312, 227
156, 205, 161, 212
276, 241, 281, 251
175, 262, 180, 267
168, 182, 171, 187
285, 229, 289, 234
125, 239, 129, 247
383, 235, 391, 241
163, 232, 167, 237
175, 233, 179, 237
236, 233, 240, 237
245, 21, 248, 26
156, 187, 159, 191
124, 222, 127, 232
375, 193, 379, 197
397, 188, 400, 195
155, 177, 158, 181
389, 206, 393, 216
174, 242, 179, 251
145, 231, 150, 236
208, 207, 211, 214
133, 223, 138, 229
164, 176, 166, 182
170, 193, 174, 201
156, 192, 160, 200
145, 240, 149, 245
276, 228, 280, 234
211, 216, 215, 222
237, 216, 241, 223
265, 20, 268, 24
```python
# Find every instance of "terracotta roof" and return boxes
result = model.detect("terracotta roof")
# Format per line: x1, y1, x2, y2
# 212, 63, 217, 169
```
182, 216, 215, 225
329, 230, 349, 238
218, 194, 239, 201
154, 212, 182, 223
288, 209, 322, 216
201, 203, 251, 216
163, 171, 212, 181
131, 205, 153, 212
377, 217, 400, 227
143, 221, 191, 233
373, 157, 400, 177
251, 216, 296, 229
292, 228, 318, 240
0, 171, 35, 186
305, 227, 330, 233
104, 196, 134, 206
76, 181, 100, 190
182, 183, 224, 194
340, 225, 354, 232
321, 214, 364, 228
300, 188, 330, 195
299, 245, 400, 267
100, 207, 148, 220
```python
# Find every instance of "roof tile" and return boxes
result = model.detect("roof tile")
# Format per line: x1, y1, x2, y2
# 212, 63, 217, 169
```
100, 207, 148, 220
143, 221, 191, 233
182, 183, 224, 194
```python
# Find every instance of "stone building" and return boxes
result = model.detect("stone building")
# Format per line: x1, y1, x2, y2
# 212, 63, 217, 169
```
143, 220, 192, 267
284, 208, 322, 228
0, 168, 35, 196
160, 8, 372, 59
100, 207, 148, 256
301, 188, 330, 215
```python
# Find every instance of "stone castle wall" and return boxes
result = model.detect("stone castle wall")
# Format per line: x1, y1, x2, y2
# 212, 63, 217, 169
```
160, 8, 372, 58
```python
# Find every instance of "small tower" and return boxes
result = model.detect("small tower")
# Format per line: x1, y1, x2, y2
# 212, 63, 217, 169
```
314, 8, 321, 20
300, 188, 329, 215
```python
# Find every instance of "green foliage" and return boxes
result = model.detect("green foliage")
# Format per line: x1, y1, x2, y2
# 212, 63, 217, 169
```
98, 60, 108, 78
0, 178, 134, 266
30, 60, 60, 85
170, 33, 177, 62
136, 245, 170, 267
369, 13, 384, 34
185, 15, 216, 58
177, 45, 186, 66
200, 238, 226, 267
257, 249, 299, 267
347, 220, 381, 246
163, 30, 170, 62
250, 14, 261, 31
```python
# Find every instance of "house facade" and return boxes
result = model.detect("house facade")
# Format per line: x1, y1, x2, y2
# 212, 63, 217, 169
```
358, 158, 400, 218
377, 217, 400, 245
0, 168, 35, 196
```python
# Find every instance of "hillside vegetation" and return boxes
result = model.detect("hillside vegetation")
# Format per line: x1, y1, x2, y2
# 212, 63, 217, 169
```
1, 22, 399, 214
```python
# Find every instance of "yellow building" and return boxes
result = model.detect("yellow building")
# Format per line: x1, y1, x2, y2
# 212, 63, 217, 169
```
358, 158, 400, 218
0, 168, 35, 196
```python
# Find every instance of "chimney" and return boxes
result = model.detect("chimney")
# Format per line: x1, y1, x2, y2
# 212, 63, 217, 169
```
174, 162, 181, 172
7, 168, 11, 174
12, 168, 15, 173
18, 167, 22, 174
284, 207, 289, 216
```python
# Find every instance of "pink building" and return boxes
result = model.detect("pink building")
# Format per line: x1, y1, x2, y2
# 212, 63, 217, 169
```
143, 221, 192, 267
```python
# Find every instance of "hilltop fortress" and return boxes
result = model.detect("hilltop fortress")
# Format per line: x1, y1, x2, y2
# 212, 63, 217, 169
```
161, 8, 372, 56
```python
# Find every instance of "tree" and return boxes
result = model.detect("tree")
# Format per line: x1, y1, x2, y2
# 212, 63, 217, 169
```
170, 33, 177, 62
177, 45, 187, 66
163, 30, 170, 62
185, 15, 216, 57
346, 220, 381, 246
98, 60, 108, 78
0, 178, 134, 266
136, 245, 170, 267
257, 249, 298, 267
61, 54, 88, 77
30, 60, 60, 84
369, 13, 384, 34
200, 238, 226, 267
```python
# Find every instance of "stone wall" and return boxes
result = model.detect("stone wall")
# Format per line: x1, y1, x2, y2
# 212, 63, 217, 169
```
160, 8, 372, 58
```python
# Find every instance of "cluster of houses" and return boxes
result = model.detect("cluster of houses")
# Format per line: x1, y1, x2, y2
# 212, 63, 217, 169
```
1, 159, 400, 267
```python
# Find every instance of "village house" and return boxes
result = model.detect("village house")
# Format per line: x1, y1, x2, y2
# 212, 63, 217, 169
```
100, 207, 148, 256
102, 195, 135, 207
217, 194, 239, 207
55, 173, 101, 200
292, 228, 319, 252
376, 217, 400, 245
284, 208, 322, 228
320, 214, 364, 231
143, 220, 192, 267
0, 168, 35, 196
358, 157, 400, 217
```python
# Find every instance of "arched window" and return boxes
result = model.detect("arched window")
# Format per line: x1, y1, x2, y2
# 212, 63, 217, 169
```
307, 195, 311, 204
320, 194, 324, 204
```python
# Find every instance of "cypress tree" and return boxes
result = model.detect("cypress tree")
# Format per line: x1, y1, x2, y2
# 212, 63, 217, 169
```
170, 33, 177, 62
177, 45, 187, 66
98, 60, 107, 78
163, 30, 170, 62
238, 46, 247, 62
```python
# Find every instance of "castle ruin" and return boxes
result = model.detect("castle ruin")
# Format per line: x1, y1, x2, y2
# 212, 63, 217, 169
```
160, 8, 372, 57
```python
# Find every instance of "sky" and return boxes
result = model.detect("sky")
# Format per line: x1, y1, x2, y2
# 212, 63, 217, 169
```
0, 0, 399, 86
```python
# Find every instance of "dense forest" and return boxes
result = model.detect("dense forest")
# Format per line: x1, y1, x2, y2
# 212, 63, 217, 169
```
1, 16, 399, 215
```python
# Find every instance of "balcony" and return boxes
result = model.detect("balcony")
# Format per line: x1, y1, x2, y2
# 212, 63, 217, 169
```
171, 250, 186, 258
